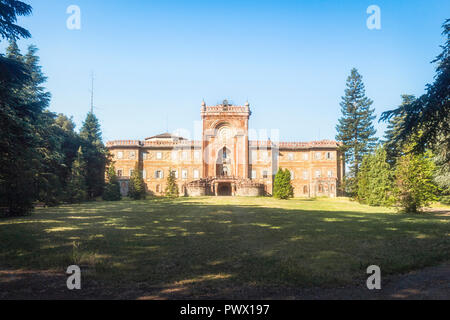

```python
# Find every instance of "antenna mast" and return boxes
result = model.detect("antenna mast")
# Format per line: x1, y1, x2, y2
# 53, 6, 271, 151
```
90, 72, 94, 113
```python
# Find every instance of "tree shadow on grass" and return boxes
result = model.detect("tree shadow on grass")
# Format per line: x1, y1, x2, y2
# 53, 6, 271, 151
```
0, 198, 449, 299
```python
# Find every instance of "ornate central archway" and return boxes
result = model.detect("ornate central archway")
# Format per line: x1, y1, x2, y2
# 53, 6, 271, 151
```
216, 146, 232, 177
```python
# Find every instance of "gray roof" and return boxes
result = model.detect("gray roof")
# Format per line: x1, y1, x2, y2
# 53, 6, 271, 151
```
145, 132, 187, 140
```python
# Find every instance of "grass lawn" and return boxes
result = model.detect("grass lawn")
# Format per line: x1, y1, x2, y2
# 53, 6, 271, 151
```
0, 197, 449, 299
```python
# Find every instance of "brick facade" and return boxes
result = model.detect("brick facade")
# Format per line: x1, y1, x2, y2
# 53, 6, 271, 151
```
106, 101, 344, 197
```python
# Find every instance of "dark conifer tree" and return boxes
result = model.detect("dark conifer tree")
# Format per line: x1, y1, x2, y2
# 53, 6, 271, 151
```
67, 147, 87, 203
336, 68, 377, 195
79, 111, 108, 199
383, 95, 415, 164
381, 19, 450, 163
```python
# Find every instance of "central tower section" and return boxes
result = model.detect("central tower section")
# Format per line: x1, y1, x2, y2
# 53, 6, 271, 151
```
201, 100, 251, 179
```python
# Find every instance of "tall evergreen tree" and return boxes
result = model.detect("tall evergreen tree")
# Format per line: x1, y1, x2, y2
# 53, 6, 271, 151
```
67, 147, 87, 203
336, 68, 377, 195
381, 19, 450, 164
0, 40, 47, 215
79, 111, 108, 199
383, 95, 415, 164
128, 163, 146, 200
165, 169, 179, 198
0, 1, 32, 83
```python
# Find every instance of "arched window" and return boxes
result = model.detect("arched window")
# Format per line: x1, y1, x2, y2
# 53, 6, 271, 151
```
303, 185, 308, 194
318, 184, 323, 193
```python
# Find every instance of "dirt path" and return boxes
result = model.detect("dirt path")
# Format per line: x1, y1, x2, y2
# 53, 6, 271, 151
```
1, 262, 449, 300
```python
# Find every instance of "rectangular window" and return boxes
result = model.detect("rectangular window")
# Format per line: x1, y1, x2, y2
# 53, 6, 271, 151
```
129, 151, 136, 160
262, 170, 269, 179
327, 170, 333, 178
288, 153, 294, 160
142, 152, 148, 160
303, 153, 309, 161
289, 170, 294, 180
315, 170, 321, 178
156, 152, 162, 160
171, 170, 178, 179
171, 151, 178, 161
326, 152, 332, 160
181, 151, 188, 160
315, 152, 321, 160
129, 169, 134, 177
303, 170, 308, 180
117, 170, 123, 177
194, 151, 200, 160
251, 150, 257, 163
155, 170, 163, 179
117, 151, 123, 159
251, 170, 257, 179
193, 169, 199, 179
142, 170, 146, 179
182, 169, 188, 179
262, 151, 269, 161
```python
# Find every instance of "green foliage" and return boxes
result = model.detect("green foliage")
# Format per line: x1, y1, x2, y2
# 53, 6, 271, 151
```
80, 112, 108, 199
165, 169, 179, 198
273, 169, 294, 200
0, 41, 47, 216
383, 95, 415, 164
357, 146, 395, 206
394, 150, 438, 213
336, 68, 377, 195
381, 19, 450, 165
128, 163, 146, 200
102, 164, 122, 201
440, 196, 450, 205
0, 0, 32, 42
0, 5, 110, 213
432, 136, 450, 195
66, 147, 87, 203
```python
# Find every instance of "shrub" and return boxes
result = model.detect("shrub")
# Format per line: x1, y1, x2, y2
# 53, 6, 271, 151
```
273, 168, 293, 199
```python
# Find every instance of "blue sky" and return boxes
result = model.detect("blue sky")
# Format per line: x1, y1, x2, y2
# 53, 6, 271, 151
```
2, 0, 449, 142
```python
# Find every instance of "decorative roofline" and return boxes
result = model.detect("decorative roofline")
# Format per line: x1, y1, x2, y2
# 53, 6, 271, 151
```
106, 139, 340, 149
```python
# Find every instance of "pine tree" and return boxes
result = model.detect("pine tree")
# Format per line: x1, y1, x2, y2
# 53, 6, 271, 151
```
128, 163, 146, 200
102, 163, 122, 201
336, 68, 377, 195
0, 1, 32, 42
67, 147, 87, 203
383, 95, 415, 164
79, 111, 108, 199
165, 169, 179, 198
0, 2, 37, 216
273, 168, 294, 199
0, 41, 44, 215
357, 146, 394, 206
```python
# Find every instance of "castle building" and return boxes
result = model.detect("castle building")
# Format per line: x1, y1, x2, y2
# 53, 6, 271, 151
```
106, 100, 344, 197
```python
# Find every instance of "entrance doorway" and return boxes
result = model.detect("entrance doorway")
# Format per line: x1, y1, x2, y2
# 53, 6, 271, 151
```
217, 183, 232, 196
